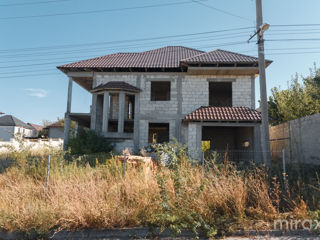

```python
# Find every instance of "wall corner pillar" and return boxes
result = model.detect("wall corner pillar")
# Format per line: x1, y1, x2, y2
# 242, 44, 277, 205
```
118, 92, 125, 133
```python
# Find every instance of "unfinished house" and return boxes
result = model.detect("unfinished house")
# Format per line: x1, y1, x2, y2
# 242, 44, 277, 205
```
57, 46, 271, 161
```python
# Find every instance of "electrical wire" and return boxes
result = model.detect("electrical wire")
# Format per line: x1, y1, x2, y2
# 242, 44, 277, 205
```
0, 0, 206, 20
0, 33, 251, 58
191, 0, 252, 22
0, 27, 253, 53
0, 41, 251, 70
0, 0, 71, 7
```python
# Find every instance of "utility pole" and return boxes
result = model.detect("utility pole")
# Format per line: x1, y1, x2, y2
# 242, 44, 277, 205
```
256, 0, 271, 166
63, 77, 73, 151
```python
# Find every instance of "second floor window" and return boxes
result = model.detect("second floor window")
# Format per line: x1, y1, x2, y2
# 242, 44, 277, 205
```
209, 82, 232, 107
151, 81, 171, 101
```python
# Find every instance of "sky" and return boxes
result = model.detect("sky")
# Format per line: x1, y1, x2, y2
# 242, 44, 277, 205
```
1, 0, 320, 125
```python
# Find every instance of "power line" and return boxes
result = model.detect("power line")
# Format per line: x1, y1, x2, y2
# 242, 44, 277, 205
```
266, 38, 320, 42
191, 0, 252, 22
0, 32, 251, 58
0, 27, 252, 53
0, 72, 62, 79
5, 27, 320, 55
271, 23, 320, 27
0, 0, 206, 20
0, 0, 71, 7
266, 51, 320, 55
0, 41, 251, 69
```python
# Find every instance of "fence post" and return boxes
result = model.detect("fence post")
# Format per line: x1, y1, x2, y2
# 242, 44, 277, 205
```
46, 154, 51, 192
282, 149, 286, 189
201, 151, 205, 175
123, 153, 127, 178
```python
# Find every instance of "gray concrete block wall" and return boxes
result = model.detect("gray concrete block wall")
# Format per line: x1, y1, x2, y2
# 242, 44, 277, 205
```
181, 76, 209, 114
269, 113, 320, 165
139, 119, 149, 148
91, 72, 256, 151
95, 73, 137, 88
232, 77, 252, 108
139, 76, 179, 115
290, 113, 320, 165
187, 122, 202, 160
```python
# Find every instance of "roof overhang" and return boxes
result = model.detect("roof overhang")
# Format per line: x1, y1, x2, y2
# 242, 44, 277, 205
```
69, 113, 91, 128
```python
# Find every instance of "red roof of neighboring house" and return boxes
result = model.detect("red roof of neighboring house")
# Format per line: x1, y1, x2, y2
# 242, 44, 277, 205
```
28, 123, 43, 131
91, 81, 141, 93
0, 112, 4, 115
57, 46, 270, 72
46, 121, 63, 128
184, 106, 261, 122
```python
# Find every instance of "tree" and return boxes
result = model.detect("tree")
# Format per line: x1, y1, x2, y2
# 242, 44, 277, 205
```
268, 66, 320, 124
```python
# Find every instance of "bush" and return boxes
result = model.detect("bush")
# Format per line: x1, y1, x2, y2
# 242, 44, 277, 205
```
68, 128, 113, 155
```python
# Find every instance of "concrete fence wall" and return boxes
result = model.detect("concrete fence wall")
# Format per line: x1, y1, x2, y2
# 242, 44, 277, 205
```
269, 113, 320, 165
0, 139, 63, 152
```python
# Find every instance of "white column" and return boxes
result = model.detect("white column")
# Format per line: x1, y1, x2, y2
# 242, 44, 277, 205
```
118, 92, 125, 133
63, 77, 73, 150
102, 91, 110, 133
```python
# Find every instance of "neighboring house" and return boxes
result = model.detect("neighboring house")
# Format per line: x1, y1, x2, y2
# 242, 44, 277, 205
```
57, 46, 271, 161
45, 121, 64, 139
0, 115, 34, 141
27, 123, 43, 138
0, 112, 4, 115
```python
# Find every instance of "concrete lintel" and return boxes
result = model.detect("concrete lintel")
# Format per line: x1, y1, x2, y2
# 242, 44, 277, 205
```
207, 78, 236, 82
144, 77, 175, 82
103, 132, 133, 139
194, 122, 261, 127
94, 72, 186, 76
139, 113, 184, 120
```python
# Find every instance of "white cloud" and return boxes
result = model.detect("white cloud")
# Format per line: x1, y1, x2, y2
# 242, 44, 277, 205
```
25, 88, 48, 98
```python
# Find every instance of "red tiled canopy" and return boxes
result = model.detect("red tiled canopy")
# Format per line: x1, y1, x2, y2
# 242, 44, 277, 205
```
91, 81, 141, 93
184, 106, 261, 122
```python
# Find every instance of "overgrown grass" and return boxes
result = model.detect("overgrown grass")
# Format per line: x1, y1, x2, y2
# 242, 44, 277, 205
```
0, 143, 315, 238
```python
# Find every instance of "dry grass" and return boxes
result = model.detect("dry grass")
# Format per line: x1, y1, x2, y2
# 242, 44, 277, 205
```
0, 149, 309, 237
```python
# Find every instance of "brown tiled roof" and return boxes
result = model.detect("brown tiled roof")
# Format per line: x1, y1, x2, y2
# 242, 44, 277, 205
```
184, 106, 261, 122
91, 81, 141, 93
57, 46, 204, 70
181, 49, 271, 65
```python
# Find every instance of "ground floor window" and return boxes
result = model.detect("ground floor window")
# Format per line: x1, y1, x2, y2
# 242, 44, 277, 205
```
148, 123, 169, 143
